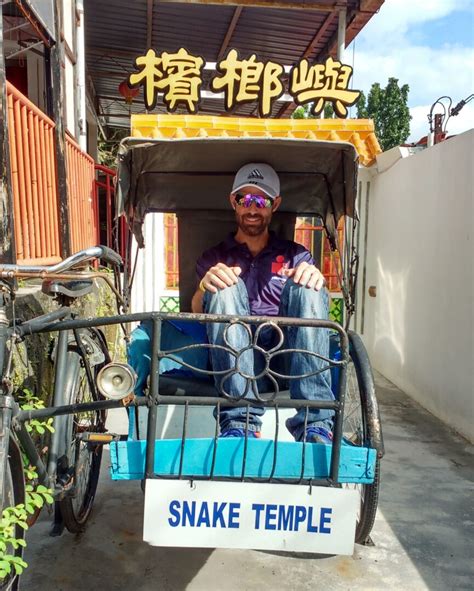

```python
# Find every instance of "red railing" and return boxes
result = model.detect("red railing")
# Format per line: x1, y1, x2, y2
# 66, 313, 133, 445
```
66, 133, 99, 253
295, 217, 344, 292
94, 164, 128, 262
95, 164, 115, 250
6, 81, 101, 264
6, 81, 61, 264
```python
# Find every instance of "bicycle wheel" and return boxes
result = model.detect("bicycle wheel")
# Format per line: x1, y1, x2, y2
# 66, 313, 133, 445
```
58, 329, 109, 533
0, 437, 25, 591
343, 331, 382, 544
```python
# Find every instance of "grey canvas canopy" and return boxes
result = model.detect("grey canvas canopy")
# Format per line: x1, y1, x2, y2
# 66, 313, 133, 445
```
116, 136, 359, 248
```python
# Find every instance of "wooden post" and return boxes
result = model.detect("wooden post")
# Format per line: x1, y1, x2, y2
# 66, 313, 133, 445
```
44, 47, 54, 119
50, 0, 71, 258
0, 2, 17, 264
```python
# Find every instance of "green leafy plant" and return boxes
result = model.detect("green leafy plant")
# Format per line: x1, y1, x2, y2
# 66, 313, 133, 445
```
0, 392, 55, 582
18, 388, 54, 435
0, 505, 28, 578
98, 127, 128, 169
17, 390, 54, 436
0, 484, 52, 578
357, 78, 411, 150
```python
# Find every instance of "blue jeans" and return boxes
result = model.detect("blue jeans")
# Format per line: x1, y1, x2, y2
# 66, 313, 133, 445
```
203, 278, 334, 439
127, 320, 210, 397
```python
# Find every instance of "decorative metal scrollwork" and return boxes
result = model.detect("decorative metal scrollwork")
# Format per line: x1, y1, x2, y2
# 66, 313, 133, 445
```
158, 319, 334, 403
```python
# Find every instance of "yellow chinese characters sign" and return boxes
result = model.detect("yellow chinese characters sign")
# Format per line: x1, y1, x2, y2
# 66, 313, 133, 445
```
211, 49, 284, 117
290, 57, 359, 117
129, 48, 360, 117
129, 48, 204, 113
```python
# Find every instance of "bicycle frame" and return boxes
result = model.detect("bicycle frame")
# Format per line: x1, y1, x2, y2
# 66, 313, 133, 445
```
0, 245, 125, 512
0, 291, 105, 510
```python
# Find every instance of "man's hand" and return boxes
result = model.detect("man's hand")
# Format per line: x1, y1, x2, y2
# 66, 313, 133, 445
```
283, 261, 326, 290
201, 264, 242, 293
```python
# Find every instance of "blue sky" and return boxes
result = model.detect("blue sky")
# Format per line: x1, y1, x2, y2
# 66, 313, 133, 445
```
410, 10, 473, 48
346, 0, 474, 141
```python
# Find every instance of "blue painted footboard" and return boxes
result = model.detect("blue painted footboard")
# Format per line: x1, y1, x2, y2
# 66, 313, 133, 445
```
110, 438, 376, 484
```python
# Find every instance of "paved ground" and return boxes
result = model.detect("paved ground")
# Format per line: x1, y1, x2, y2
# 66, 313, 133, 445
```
21, 372, 473, 590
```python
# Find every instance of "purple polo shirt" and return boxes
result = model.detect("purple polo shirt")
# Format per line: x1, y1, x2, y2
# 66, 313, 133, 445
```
196, 232, 314, 316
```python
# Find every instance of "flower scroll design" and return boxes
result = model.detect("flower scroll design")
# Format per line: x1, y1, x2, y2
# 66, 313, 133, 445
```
158, 319, 334, 403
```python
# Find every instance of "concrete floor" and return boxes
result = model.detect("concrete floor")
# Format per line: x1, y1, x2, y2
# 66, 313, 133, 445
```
20, 372, 473, 591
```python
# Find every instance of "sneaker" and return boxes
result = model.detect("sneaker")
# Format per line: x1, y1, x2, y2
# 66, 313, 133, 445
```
220, 428, 261, 438
286, 418, 333, 444
304, 426, 333, 444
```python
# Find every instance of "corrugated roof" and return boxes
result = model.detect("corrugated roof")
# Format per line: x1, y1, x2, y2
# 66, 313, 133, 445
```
85, 0, 385, 131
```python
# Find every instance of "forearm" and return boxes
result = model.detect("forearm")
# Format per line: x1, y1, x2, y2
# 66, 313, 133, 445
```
191, 288, 204, 313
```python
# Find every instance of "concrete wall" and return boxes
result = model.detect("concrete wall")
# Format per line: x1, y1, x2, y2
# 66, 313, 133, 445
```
357, 130, 474, 441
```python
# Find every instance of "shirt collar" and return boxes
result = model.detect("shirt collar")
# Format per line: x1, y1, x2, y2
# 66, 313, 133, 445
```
222, 231, 283, 253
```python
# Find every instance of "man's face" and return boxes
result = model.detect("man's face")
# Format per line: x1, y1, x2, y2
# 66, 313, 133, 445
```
230, 186, 281, 237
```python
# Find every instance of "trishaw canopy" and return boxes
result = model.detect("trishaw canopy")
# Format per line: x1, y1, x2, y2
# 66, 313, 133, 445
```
117, 135, 360, 248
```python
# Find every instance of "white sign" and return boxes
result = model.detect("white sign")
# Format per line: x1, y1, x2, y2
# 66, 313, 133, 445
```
144, 480, 358, 555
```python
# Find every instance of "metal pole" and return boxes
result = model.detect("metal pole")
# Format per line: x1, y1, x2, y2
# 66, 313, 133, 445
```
76, 0, 87, 151
145, 316, 162, 479
337, 5, 346, 61
0, 1, 17, 264
47, 329, 70, 478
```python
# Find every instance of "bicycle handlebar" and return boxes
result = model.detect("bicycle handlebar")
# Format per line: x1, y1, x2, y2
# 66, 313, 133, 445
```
94, 245, 123, 267
0, 246, 123, 276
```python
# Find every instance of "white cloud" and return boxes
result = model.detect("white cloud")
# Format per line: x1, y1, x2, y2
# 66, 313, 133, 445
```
352, 45, 474, 106
347, 0, 474, 141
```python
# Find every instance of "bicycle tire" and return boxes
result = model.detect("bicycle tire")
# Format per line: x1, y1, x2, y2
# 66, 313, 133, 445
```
58, 328, 109, 533
0, 437, 25, 591
343, 331, 382, 544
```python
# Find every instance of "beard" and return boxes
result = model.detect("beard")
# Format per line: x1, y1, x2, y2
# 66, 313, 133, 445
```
236, 211, 270, 236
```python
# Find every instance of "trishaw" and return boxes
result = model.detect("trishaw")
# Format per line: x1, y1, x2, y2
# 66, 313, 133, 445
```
0, 115, 383, 589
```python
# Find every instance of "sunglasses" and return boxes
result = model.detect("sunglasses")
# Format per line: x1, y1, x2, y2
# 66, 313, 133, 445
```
235, 193, 274, 209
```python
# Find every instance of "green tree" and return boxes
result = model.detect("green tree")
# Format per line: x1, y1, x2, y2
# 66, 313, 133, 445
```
357, 78, 411, 151
98, 127, 129, 169
292, 105, 308, 119
292, 102, 334, 119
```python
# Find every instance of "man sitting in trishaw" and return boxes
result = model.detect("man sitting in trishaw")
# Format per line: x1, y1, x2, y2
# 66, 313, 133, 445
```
190, 162, 334, 444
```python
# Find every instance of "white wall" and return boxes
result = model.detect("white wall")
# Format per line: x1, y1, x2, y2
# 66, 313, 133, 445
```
130, 213, 171, 314
359, 130, 474, 441
62, 0, 77, 137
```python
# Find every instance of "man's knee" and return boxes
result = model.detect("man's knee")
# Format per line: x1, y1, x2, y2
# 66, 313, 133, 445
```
203, 278, 249, 314
281, 278, 329, 318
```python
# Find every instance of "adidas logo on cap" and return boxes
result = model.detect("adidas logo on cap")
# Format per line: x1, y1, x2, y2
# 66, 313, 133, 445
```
247, 168, 264, 180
